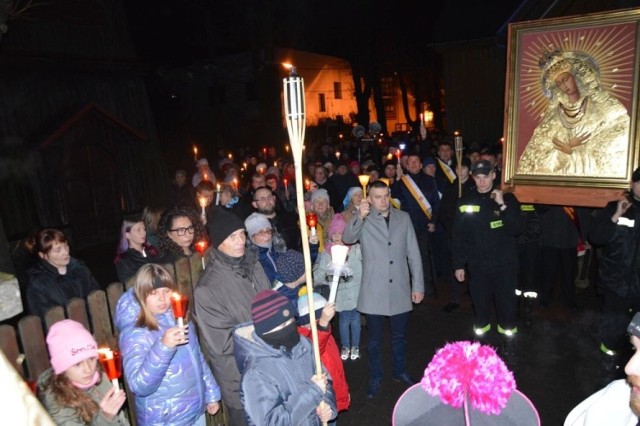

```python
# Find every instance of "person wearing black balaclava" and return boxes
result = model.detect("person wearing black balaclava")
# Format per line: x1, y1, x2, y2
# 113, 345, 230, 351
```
233, 290, 337, 425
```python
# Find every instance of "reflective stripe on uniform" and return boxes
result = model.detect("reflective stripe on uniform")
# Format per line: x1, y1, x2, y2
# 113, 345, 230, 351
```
474, 324, 491, 335
490, 220, 503, 229
521, 204, 535, 211
497, 324, 518, 336
459, 205, 480, 213
600, 342, 617, 356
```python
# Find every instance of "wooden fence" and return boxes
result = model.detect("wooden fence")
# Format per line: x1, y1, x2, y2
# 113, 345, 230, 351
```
0, 253, 228, 425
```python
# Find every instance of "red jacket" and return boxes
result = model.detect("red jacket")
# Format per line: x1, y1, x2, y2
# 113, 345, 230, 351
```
298, 325, 350, 412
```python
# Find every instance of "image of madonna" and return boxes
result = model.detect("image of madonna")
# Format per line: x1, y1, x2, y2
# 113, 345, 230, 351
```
517, 48, 629, 177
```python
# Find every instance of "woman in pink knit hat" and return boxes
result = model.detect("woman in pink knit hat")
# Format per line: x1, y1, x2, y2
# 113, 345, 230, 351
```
38, 319, 129, 425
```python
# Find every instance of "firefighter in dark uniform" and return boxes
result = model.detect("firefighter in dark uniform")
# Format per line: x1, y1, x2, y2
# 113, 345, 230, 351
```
516, 203, 542, 326
589, 167, 640, 382
452, 159, 524, 341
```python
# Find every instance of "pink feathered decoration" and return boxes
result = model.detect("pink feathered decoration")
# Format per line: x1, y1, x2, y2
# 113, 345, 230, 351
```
421, 341, 515, 416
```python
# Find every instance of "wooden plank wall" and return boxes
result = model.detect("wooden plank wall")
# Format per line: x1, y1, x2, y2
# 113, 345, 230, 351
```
0, 253, 228, 425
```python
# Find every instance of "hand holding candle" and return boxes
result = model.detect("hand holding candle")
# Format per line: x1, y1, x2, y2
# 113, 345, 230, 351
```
328, 245, 349, 304
306, 212, 318, 237
358, 175, 370, 198
171, 292, 189, 327
98, 348, 122, 391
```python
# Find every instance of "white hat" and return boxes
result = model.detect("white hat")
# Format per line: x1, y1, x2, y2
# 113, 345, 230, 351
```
244, 212, 272, 238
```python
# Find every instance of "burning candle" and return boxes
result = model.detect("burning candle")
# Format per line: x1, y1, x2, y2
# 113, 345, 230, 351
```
263, 147, 267, 159
233, 178, 238, 190
215, 183, 221, 206
203, 173, 208, 181
171, 292, 189, 327
285, 145, 289, 153
335, 151, 341, 161
193, 146, 198, 162
198, 196, 207, 216
306, 212, 318, 237
243, 162, 248, 170
358, 175, 370, 198
387, 153, 393, 161
195, 240, 208, 269
304, 179, 310, 191
395, 148, 401, 162
228, 153, 233, 160
97, 348, 122, 391
274, 161, 278, 167
283, 178, 289, 198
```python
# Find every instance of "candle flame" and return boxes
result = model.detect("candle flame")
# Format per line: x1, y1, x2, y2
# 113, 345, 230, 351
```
199, 197, 207, 208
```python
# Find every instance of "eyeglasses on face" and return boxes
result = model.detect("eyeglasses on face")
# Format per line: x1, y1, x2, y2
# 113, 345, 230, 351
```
170, 226, 195, 236
255, 229, 273, 237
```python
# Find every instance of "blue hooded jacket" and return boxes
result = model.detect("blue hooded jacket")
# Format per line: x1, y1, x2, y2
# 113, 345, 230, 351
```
233, 321, 337, 425
115, 288, 221, 425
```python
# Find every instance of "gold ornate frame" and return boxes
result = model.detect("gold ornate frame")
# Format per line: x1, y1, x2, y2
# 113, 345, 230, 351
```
503, 9, 640, 205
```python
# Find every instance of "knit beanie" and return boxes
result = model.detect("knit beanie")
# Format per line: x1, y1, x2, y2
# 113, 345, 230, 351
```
329, 213, 347, 235
206, 207, 245, 249
276, 249, 305, 284
311, 188, 330, 204
244, 212, 272, 239
46, 319, 98, 375
252, 290, 296, 336
297, 292, 327, 326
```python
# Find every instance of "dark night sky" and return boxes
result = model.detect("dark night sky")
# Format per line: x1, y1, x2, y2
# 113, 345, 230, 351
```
124, 0, 523, 66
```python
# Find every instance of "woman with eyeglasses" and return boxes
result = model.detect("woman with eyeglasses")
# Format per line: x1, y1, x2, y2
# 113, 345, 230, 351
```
157, 206, 209, 264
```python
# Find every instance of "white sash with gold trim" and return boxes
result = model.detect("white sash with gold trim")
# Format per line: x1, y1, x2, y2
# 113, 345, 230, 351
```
401, 175, 433, 219
437, 158, 456, 184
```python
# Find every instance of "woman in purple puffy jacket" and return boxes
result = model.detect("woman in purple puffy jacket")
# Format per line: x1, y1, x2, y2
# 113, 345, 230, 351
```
117, 264, 220, 426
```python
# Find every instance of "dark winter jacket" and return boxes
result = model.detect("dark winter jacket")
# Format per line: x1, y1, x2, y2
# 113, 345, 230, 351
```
436, 178, 475, 233
452, 187, 524, 272
589, 198, 640, 298
233, 322, 337, 425
114, 246, 161, 286
116, 288, 221, 426
517, 204, 543, 246
193, 248, 271, 410
391, 172, 440, 233
26, 257, 100, 319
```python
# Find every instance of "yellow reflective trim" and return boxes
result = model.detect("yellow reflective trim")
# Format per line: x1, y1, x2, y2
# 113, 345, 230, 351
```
490, 220, 503, 229
459, 205, 480, 213
474, 324, 491, 335
520, 204, 535, 211
497, 324, 518, 335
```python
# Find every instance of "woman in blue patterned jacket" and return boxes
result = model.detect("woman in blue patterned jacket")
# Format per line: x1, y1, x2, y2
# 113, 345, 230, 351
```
116, 264, 220, 425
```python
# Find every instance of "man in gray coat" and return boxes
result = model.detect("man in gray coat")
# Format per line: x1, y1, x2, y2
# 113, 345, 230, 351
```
194, 208, 271, 425
342, 180, 424, 399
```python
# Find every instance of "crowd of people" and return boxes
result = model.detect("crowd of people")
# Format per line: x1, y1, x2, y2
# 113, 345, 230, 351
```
17, 134, 640, 425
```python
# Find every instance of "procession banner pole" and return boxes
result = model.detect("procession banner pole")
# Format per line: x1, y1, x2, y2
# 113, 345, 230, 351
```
283, 66, 324, 378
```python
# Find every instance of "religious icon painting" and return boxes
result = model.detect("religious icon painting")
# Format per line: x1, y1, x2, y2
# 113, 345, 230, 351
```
503, 8, 640, 201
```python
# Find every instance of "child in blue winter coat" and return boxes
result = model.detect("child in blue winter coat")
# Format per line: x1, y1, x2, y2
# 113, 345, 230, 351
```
116, 264, 220, 426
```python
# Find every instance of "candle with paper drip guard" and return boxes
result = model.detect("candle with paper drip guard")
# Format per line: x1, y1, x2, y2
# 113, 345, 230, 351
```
198, 196, 207, 217
358, 175, 370, 198
306, 212, 318, 237
170, 292, 189, 327
328, 245, 349, 304
195, 240, 208, 269
97, 348, 122, 391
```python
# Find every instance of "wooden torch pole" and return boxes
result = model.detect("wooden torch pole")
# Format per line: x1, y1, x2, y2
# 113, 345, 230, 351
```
283, 68, 325, 409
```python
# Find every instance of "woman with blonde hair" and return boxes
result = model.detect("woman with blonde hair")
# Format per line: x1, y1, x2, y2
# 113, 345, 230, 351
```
115, 264, 220, 425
